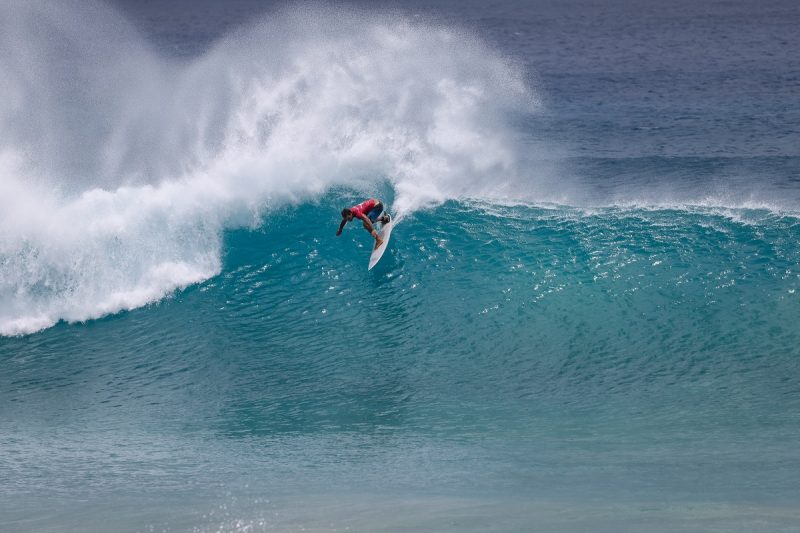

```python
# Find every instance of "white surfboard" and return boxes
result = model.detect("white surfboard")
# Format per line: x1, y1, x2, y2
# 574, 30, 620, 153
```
368, 218, 393, 270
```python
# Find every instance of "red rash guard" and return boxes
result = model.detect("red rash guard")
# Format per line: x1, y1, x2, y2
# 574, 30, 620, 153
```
350, 199, 377, 218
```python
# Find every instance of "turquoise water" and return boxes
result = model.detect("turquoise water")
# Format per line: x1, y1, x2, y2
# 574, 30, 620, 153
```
2, 0, 800, 531
3, 198, 800, 531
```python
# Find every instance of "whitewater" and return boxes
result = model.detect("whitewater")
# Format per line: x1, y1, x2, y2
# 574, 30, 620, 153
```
0, 1, 551, 336
1, 1, 797, 336
1, 0, 800, 531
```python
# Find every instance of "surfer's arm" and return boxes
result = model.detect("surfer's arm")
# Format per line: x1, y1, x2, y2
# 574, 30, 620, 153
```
336, 219, 347, 236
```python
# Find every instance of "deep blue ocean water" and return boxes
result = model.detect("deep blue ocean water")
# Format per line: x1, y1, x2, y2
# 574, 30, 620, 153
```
1, 1, 799, 531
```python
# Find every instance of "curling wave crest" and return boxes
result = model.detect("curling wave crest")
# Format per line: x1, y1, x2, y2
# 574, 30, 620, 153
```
0, 1, 539, 335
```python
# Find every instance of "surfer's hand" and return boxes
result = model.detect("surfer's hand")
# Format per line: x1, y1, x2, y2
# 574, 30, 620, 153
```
336, 230, 341, 236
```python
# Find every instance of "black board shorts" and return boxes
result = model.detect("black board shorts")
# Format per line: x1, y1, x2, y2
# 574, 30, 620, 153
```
366, 202, 384, 223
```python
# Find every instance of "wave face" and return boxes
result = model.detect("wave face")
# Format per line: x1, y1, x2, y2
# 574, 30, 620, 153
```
0, 1, 540, 336
2, 1, 800, 530
2, 198, 800, 530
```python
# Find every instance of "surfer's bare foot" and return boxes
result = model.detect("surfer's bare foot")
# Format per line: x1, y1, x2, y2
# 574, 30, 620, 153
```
375, 238, 383, 249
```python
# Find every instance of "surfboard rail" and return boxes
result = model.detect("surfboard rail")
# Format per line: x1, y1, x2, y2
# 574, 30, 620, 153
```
368, 219, 393, 270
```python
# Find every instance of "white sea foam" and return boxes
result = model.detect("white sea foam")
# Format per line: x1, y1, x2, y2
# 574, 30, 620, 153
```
0, 1, 541, 335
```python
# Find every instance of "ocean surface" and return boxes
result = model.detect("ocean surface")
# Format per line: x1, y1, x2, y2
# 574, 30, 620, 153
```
1, 0, 799, 531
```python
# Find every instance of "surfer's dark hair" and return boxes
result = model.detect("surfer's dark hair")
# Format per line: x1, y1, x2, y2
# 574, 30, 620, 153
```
341, 208, 352, 218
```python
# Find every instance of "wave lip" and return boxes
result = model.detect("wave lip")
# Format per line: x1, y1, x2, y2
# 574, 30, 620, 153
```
0, 173, 222, 337
0, 2, 539, 336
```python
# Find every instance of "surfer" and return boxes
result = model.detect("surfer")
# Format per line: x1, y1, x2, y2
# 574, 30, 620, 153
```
336, 198, 390, 248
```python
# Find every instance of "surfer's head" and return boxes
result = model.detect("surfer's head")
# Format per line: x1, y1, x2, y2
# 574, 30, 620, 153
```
341, 208, 353, 220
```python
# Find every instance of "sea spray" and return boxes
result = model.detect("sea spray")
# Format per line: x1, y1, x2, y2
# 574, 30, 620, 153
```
0, 1, 539, 335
